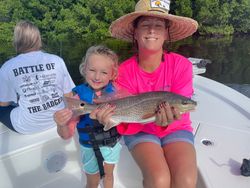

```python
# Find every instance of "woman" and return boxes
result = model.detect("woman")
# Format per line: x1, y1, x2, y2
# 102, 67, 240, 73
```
0, 20, 75, 134
91, 0, 198, 188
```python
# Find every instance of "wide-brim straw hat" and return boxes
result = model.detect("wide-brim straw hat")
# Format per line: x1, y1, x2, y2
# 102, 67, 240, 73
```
109, 0, 198, 42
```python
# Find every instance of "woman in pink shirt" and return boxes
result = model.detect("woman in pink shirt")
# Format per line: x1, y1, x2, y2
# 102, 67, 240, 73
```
91, 0, 199, 188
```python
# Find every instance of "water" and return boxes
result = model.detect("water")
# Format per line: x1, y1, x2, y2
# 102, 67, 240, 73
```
226, 84, 250, 98
1, 35, 250, 98
176, 35, 250, 85
174, 35, 250, 98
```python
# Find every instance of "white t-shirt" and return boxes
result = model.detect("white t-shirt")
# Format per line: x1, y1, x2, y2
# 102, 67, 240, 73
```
0, 51, 75, 134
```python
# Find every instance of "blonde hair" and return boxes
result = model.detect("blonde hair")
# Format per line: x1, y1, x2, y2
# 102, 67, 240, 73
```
13, 20, 42, 53
79, 45, 119, 80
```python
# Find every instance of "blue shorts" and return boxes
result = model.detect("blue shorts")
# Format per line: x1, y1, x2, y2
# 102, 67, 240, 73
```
0, 106, 17, 132
80, 142, 122, 174
123, 130, 194, 150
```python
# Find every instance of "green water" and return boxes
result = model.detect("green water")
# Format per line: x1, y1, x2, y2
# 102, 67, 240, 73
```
1, 35, 250, 97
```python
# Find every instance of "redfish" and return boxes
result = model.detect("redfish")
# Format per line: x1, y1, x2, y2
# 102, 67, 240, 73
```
64, 91, 197, 131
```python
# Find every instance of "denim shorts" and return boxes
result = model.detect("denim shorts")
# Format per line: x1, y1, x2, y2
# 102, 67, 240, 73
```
80, 142, 122, 174
123, 130, 194, 150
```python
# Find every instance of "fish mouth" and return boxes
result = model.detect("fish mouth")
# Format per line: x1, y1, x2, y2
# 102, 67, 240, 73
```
179, 105, 197, 113
188, 108, 196, 112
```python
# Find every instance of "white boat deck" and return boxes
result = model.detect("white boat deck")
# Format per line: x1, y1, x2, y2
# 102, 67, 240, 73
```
195, 123, 250, 188
0, 75, 250, 188
191, 75, 250, 188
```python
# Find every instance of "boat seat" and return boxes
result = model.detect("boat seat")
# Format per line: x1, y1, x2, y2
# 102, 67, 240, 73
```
0, 122, 82, 188
194, 122, 250, 188
0, 122, 60, 159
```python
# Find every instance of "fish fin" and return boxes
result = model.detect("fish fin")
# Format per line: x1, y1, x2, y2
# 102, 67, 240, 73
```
139, 116, 156, 124
103, 121, 119, 131
63, 96, 87, 117
93, 84, 133, 104
141, 113, 156, 120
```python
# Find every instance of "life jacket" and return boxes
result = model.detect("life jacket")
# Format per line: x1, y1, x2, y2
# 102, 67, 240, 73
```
72, 83, 121, 178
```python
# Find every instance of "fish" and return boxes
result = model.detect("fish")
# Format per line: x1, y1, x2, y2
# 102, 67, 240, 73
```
63, 91, 197, 131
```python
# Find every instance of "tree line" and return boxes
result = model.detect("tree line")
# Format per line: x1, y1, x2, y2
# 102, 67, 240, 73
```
0, 0, 250, 43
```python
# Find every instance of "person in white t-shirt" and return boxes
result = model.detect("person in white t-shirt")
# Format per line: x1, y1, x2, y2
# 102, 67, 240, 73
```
0, 20, 75, 134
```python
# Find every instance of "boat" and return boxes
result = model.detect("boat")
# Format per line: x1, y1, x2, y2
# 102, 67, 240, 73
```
1, 58, 250, 188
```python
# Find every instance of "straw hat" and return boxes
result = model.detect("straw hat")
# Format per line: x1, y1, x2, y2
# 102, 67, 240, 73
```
109, 0, 198, 42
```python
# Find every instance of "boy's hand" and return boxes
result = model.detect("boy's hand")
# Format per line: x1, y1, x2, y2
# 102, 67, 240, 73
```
89, 103, 116, 126
54, 108, 73, 127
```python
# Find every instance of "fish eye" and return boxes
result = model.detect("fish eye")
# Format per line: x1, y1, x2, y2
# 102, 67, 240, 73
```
182, 100, 189, 105
80, 103, 85, 107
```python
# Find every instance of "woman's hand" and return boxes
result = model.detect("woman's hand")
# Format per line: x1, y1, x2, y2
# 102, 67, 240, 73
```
155, 102, 181, 126
90, 103, 116, 126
